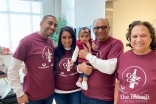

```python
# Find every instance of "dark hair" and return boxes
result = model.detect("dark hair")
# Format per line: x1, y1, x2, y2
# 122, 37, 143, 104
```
42, 15, 56, 22
126, 20, 156, 50
78, 27, 91, 36
54, 26, 76, 71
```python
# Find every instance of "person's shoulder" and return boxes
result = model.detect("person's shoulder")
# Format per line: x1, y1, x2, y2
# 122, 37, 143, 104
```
109, 36, 122, 43
119, 50, 132, 57
108, 37, 123, 49
21, 32, 36, 41
150, 50, 156, 56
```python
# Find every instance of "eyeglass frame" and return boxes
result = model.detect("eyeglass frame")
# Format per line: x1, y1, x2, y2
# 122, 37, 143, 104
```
92, 26, 108, 31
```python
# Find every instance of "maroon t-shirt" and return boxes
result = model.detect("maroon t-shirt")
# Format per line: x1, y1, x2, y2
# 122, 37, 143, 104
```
13, 32, 55, 100
116, 50, 156, 104
55, 50, 80, 91
82, 36, 124, 101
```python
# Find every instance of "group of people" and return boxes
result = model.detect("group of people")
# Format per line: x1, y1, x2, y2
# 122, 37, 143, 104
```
5, 14, 156, 104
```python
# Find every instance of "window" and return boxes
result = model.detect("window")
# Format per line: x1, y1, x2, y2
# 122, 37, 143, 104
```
0, 0, 42, 52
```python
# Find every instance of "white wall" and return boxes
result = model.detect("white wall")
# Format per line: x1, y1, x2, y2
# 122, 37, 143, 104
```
113, 0, 156, 51
42, 0, 61, 18
61, 0, 74, 26
42, 0, 55, 16
61, 0, 105, 28
74, 0, 105, 27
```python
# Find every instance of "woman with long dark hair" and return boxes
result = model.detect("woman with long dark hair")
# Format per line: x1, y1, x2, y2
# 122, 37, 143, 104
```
54, 26, 81, 104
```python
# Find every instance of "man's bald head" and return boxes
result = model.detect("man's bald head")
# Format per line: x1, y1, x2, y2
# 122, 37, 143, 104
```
93, 18, 109, 27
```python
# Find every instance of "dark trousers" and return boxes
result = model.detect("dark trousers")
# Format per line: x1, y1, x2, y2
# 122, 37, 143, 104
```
54, 91, 81, 104
81, 92, 114, 104
28, 93, 54, 104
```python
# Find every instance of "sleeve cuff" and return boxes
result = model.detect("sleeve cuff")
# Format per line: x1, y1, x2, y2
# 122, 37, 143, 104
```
76, 65, 83, 73
16, 88, 25, 97
86, 53, 92, 60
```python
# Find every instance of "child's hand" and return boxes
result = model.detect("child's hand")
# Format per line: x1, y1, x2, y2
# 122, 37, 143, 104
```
70, 60, 75, 66
92, 43, 98, 51
22, 67, 27, 75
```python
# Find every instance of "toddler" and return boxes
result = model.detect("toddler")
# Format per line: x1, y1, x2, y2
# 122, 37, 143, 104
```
70, 27, 97, 90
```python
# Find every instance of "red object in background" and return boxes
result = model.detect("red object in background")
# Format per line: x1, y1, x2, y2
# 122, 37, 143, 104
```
2, 47, 11, 55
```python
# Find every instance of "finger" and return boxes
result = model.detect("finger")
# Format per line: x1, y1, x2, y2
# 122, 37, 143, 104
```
92, 42, 95, 46
82, 44, 87, 49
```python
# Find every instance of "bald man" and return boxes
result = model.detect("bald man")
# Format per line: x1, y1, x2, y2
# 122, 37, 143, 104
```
78, 18, 124, 104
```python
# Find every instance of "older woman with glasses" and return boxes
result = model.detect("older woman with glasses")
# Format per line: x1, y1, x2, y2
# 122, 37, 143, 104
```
114, 21, 156, 104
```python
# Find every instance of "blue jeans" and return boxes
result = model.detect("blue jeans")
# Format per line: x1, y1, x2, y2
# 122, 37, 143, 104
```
54, 91, 81, 104
28, 93, 54, 104
81, 92, 114, 104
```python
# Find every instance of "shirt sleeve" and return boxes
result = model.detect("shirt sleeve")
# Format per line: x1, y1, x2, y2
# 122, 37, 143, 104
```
85, 40, 123, 75
8, 57, 25, 97
86, 53, 117, 74
71, 46, 79, 62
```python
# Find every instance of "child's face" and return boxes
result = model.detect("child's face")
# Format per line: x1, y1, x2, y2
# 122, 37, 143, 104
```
78, 32, 91, 43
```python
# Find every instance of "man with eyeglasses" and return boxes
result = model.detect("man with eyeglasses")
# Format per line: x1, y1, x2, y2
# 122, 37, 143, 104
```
78, 18, 124, 104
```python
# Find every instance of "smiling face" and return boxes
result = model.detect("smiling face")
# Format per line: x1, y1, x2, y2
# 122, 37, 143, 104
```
78, 32, 91, 43
131, 25, 152, 55
40, 16, 57, 38
93, 18, 110, 42
61, 31, 73, 48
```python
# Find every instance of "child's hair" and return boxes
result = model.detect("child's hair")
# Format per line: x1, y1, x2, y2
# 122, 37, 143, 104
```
78, 27, 91, 36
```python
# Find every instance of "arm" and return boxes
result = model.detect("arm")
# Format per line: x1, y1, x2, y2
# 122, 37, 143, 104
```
114, 80, 120, 104
79, 41, 123, 74
71, 46, 79, 62
86, 54, 117, 74
8, 57, 28, 103
78, 45, 117, 74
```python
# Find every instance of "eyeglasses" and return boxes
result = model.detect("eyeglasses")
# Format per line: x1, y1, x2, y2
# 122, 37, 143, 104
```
93, 26, 108, 31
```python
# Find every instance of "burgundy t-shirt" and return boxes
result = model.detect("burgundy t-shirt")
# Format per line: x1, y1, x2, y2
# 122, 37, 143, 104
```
13, 32, 55, 100
82, 36, 124, 101
116, 50, 156, 104
55, 50, 80, 91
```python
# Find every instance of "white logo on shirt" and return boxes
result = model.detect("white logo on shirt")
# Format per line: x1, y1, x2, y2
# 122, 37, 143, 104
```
126, 69, 141, 89
42, 46, 53, 62
63, 59, 71, 71
120, 66, 146, 94
45, 48, 52, 62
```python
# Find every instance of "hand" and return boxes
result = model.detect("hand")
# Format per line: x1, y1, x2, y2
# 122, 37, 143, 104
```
92, 43, 98, 51
22, 67, 27, 75
79, 44, 89, 59
78, 62, 93, 75
70, 60, 75, 66
17, 94, 29, 104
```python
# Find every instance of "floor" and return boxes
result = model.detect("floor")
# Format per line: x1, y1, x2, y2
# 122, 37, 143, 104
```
0, 69, 56, 104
